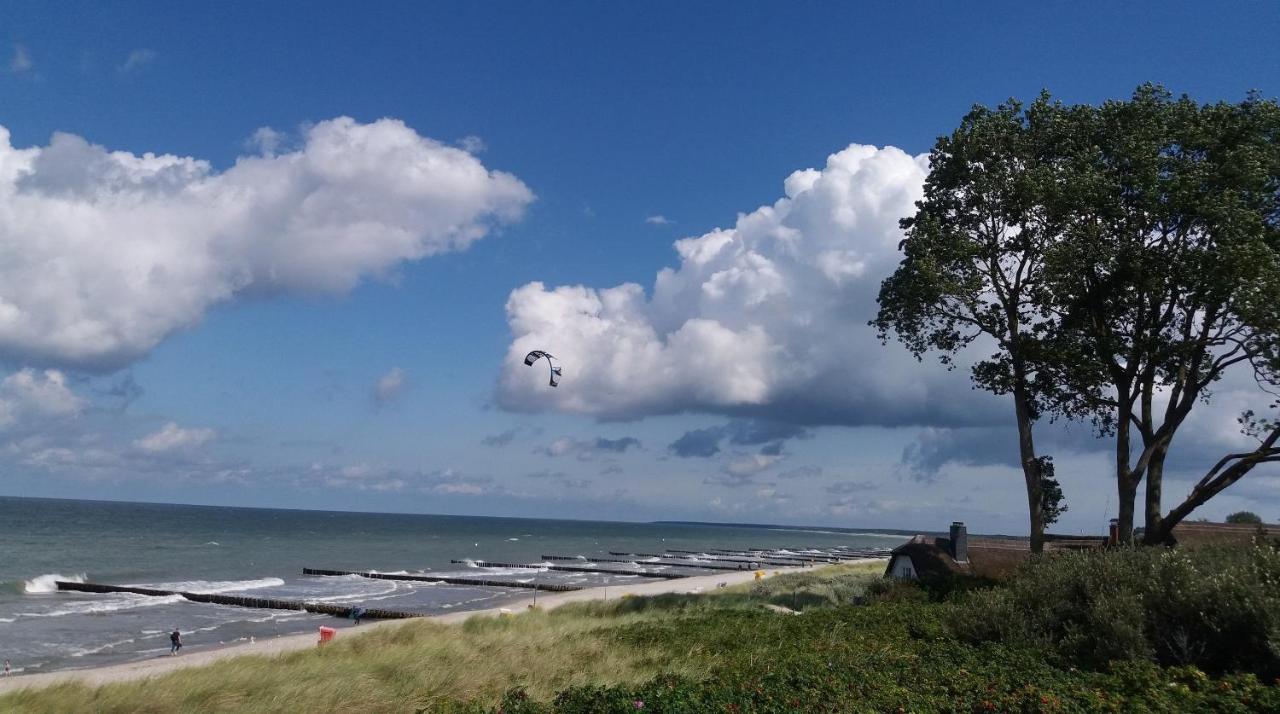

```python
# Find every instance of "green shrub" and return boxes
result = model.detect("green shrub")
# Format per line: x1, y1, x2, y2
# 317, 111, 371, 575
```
1226, 511, 1263, 525
473, 604, 1280, 713
862, 572, 995, 604
952, 545, 1280, 678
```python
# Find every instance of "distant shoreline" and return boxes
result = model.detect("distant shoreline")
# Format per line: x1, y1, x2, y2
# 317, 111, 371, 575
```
0, 560, 885, 695
0, 495, 919, 535
651, 520, 929, 537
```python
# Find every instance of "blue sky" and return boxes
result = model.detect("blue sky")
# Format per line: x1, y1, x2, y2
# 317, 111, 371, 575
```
0, 2, 1277, 533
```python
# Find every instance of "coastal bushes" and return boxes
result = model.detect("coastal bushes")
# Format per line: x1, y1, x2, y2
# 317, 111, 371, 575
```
468, 603, 1280, 713
951, 544, 1280, 678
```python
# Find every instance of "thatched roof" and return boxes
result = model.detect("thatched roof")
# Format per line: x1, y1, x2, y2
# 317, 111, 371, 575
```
885, 535, 1040, 580
886, 533, 1109, 580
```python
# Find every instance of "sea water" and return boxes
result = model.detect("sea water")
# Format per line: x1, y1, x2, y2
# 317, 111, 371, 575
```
0, 497, 902, 675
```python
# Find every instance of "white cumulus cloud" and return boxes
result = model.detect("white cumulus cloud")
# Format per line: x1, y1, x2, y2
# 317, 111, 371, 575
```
0, 369, 84, 427
498, 143, 1003, 427
134, 422, 216, 452
0, 117, 533, 371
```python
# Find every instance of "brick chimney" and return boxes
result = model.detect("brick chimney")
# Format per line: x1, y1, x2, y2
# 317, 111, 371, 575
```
949, 521, 968, 563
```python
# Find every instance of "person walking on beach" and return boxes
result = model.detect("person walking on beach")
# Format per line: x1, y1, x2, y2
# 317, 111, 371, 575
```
3, 658, 10, 676
169, 629, 182, 656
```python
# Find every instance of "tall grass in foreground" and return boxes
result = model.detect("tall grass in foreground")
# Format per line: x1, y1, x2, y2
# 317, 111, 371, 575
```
0, 564, 885, 714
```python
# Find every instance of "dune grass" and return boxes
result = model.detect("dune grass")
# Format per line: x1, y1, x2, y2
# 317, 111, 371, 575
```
0, 563, 885, 714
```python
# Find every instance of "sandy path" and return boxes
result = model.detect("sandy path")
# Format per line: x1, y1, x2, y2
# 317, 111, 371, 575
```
0, 560, 882, 694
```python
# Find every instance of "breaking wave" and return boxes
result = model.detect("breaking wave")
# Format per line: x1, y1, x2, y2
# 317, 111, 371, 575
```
19, 594, 186, 618
139, 577, 285, 594
23, 573, 86, 594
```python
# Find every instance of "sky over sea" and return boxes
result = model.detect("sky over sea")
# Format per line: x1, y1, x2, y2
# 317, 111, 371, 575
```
0, 2, 1278, 533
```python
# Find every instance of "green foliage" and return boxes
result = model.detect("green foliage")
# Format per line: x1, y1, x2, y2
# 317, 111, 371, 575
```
952, 545, 1280, 678
1036, 455, 1068, 526
862, 572, 996, 604
876, 83, 1280, 542
873, 91, 1075, 413
1227, 511, 1264, 525
872, 91, 1088, 551
476, 604, 1280, 714
1040, 84, 1280, 542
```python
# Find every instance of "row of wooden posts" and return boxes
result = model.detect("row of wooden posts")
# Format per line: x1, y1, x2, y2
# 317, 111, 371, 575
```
55, 545, 893, 620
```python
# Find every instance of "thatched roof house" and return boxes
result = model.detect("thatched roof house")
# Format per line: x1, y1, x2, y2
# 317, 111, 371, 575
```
884, 521, 1105, 581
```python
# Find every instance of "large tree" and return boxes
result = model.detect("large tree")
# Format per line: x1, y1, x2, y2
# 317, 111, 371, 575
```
874, 95, 1077, 553
1042, 86, 1280, 544
878, 86, 1280, 549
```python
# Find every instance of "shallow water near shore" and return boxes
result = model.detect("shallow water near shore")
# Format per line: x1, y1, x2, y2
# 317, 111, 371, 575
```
0, 496, 901, 675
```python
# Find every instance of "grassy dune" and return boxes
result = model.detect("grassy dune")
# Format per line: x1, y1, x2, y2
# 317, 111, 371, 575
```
0, 564, 883, 714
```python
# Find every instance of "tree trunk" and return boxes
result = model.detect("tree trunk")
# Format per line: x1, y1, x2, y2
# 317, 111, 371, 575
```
1141, 442, 1169, 544
1013, 386, 1046, 554
1147, 427, 1280, 545
1114, 405, 1139, 544
1116, 475, 1139, 545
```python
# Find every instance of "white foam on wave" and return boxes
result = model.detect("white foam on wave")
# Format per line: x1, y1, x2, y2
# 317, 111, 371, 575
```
19, 593, 186, 618
69, 635, 139, 658
23, 573, 86, 594
305, 580, 400, 603
138, 577, 285, 594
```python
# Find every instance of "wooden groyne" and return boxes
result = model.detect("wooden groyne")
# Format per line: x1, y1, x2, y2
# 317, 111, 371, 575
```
611, 551, 803, 568
664, 548, 818, 561
542, 555, 753, 571
702, 549, 843, 563
449, 560, 690, 580
301, 568, 582, 592
709, 547, 892, 563
712, 551, 835, 564
55, 581, 422, 619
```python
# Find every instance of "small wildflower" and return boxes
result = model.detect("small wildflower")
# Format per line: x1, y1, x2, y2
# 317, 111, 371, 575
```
633, 700, 644, 709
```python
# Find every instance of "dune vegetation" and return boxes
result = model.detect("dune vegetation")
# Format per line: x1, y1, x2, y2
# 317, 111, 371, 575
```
5, 555, 1280, 712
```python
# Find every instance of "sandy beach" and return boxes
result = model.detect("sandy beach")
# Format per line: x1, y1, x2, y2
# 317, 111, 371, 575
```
0, 561, 881, 695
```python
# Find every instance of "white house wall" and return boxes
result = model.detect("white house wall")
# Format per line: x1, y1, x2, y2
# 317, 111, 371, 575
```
888, 555, 917, 579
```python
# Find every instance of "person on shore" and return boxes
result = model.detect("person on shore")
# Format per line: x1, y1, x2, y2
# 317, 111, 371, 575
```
169, 629, 182, 656
351, 606, 366, 625
3, 659, 10, 676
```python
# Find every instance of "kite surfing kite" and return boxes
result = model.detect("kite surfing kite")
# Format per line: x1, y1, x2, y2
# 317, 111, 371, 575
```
524, 350, 562, 387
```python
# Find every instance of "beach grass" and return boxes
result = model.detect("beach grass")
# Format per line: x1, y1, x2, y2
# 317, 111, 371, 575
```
0, 564, 884, 713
